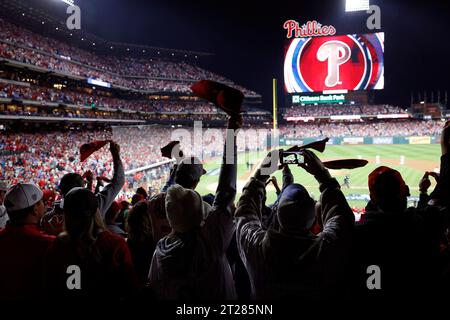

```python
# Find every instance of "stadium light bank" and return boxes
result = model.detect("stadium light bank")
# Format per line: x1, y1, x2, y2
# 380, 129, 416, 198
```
60, 0, 75, 6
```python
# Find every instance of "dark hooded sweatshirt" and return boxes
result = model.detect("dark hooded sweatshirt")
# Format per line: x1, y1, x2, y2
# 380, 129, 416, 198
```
235, 176, 354, 300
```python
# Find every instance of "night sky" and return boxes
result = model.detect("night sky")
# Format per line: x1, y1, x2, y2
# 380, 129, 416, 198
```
34, 0, 450, 109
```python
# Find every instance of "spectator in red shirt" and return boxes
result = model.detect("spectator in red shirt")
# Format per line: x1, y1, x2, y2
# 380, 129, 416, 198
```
0, 183, 54, 300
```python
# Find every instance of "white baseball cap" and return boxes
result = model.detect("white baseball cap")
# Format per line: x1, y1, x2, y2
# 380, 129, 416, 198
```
4, 183, 43, 213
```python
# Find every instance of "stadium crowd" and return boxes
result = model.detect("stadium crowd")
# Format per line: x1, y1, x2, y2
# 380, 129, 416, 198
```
0, 82, 271, 125
0, 82, 220, 112
0, 124, 268, 194
284, 104, 408, 118
0, 18, 258, 96
280, 120, 443, 138
0, 105, 272, 122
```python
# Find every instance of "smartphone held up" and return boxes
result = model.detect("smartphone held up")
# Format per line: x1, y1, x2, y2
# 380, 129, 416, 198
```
281, 151, 305, 165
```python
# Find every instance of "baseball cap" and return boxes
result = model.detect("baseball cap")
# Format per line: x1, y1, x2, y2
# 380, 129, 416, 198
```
368, 166, 410, 203
63, 187, 98, 217
175, 157, 207, 182
4, 183, 43, 213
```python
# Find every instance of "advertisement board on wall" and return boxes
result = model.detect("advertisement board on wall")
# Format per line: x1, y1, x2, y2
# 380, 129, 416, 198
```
342, 137, 364, 145
373, 137, 394, 145
408, 136, 432, 145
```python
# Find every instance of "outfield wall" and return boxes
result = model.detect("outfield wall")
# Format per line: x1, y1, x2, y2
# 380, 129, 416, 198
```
281, 135, 440, 146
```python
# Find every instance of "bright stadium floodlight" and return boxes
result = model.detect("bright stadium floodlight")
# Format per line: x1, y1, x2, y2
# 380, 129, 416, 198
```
345, 0, 370, 12
60, 0, 75, 6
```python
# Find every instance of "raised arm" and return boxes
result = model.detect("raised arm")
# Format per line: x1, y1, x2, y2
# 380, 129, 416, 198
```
281, 164, 294, 191
430, 121, 450, 206
160, 141, 184, 193
201, 115, 242, 255
161, 163, 177, 193
299, 150, 354, 236
418, 172, 436, 209
235, 151, 281, 263
211, 115, 242, 212
96, 141, 125, 217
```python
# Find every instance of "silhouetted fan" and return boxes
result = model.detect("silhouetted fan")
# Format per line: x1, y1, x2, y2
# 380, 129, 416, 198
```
79, 140, 110, 162
191, 80, 244, 116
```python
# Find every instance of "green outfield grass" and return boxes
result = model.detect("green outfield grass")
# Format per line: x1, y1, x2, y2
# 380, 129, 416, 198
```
195, 144, 441, 208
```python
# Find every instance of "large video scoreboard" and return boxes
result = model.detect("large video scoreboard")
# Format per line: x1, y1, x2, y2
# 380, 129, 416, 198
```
284, 32, 384, 94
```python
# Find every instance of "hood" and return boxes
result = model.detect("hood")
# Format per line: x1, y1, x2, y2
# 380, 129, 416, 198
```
277, 184, 316, 233
155, 230, 208, 278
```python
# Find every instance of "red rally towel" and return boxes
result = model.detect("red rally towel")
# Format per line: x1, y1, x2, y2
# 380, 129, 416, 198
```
80, 140, 110, 162
191, 80, 244, 116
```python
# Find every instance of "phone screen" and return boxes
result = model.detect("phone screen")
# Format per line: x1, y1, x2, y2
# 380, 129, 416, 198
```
282, 152, 304, 164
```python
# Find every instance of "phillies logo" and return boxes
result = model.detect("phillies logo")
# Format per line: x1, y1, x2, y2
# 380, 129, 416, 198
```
317, 41, 351, 87
283, 20, 336, 38
284, 33, 384, 93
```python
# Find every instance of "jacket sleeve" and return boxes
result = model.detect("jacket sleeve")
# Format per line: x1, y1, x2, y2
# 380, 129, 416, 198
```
294, 177, 354, 291
161, 163, 177, 193
318, 177, 355, 242
96, 156, 125, 217
417, 192, 430, 209
281, 165, 294, 191
430, 153, 450, 205
201, 129, 237, 255
234, 177, 267, 271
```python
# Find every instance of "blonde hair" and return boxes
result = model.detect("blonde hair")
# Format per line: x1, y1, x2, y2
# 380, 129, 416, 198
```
126, 201, 152, 243
60, 208, 107, 261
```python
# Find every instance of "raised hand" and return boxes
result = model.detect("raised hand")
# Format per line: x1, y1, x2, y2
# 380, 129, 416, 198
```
418, 172, 431, 193
428, 171, 440, 183
109, 141, 121, 158
440, 120, 450, 155
298, 150, 331, 183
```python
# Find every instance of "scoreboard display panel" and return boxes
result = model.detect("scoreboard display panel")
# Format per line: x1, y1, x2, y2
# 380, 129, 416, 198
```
284, 32, 384, 93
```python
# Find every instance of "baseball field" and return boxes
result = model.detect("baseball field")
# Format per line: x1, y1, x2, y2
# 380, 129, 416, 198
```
196, 144, 441, 208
